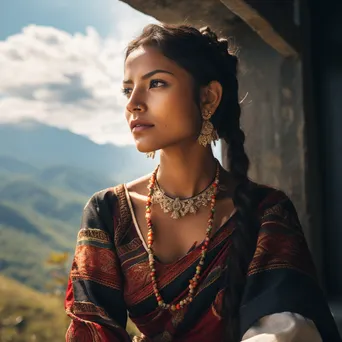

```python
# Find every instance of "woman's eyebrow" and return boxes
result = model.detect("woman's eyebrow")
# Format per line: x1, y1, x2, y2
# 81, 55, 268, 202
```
123, 69, 174, 84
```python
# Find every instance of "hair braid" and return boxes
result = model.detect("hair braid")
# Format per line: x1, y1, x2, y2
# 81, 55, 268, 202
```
222, 131, 259, 341
200, 26, 260, 341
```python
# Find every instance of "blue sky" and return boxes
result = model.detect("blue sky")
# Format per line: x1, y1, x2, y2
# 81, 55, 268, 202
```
1, 0, 127, 40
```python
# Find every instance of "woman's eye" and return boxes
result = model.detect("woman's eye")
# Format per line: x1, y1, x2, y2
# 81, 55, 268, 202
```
121, 88, 132, 97
149, 80, 166, 88
121, 80, 166, 97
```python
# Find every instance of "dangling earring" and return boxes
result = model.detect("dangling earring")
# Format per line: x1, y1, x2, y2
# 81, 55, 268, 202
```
198, 109, 219, 147
146, 151, 155, 159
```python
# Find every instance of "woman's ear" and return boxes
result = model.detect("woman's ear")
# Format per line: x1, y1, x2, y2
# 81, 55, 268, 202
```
200, 81, 223, 113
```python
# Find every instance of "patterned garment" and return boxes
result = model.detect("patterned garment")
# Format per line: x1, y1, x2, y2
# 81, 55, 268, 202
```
64, 184, 341, 342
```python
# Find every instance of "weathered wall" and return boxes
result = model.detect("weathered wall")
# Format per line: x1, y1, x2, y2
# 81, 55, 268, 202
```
119, 0, 317, 268
220, 25, 314, 268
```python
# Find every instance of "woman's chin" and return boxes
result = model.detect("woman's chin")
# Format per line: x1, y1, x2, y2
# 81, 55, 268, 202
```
134, 143, 157, 154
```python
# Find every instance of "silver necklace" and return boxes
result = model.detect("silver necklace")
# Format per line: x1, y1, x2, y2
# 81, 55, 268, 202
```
150, 161, 220, 219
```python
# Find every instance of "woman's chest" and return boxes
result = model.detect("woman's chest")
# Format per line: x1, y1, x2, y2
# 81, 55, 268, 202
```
130, 194, 235, 265
116, 221, 233, 313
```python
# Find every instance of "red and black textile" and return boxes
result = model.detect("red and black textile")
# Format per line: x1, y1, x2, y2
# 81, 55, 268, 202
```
64, 184, 341, 342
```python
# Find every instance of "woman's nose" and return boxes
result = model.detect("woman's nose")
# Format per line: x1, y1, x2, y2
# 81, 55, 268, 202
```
126, 100, 147, 114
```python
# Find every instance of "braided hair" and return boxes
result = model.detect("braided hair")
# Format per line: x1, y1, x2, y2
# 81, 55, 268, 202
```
125, 23, 260, 342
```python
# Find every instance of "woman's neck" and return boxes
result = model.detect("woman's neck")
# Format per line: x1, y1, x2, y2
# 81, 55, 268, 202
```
157, 147, 218, 199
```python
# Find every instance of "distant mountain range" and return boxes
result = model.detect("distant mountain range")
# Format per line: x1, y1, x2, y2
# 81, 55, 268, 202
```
0, 120, 158, 183
0, 120, 159, 291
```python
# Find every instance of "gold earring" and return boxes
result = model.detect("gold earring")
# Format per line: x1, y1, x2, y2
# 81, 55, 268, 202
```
146, 151, 155, 159
198, 109, 219, 147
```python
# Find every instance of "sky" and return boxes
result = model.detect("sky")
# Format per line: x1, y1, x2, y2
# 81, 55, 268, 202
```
0, 0, 221, 155
0, 0, 159, 145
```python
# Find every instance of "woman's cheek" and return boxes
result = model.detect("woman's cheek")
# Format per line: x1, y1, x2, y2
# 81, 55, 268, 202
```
151, 91, 175, 111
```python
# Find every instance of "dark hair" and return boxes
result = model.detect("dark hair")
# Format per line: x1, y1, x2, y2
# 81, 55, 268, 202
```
125, 23, 259, 341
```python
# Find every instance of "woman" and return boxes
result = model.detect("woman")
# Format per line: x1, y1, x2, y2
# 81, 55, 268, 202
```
64, 24, 341, 341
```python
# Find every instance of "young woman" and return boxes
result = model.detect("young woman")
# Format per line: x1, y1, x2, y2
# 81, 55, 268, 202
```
64, 24, 341, 341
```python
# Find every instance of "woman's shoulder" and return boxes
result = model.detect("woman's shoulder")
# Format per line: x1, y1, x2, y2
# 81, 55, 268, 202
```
86, 173, 148, 202
84, 186, 119, 211
247, 181, 302, 234
84, 173, 152, 219
246, 180, 284, 201
125, 173, 151, 194
247, 181, 296, 216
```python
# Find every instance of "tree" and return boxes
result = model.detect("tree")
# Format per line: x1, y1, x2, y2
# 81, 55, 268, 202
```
45, 251, 70, 295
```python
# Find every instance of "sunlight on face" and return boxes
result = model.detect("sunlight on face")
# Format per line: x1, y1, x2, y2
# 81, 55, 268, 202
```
122, 46, 202, 154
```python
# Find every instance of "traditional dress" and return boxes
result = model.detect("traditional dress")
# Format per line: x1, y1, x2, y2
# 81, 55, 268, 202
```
64, 184, 341, 341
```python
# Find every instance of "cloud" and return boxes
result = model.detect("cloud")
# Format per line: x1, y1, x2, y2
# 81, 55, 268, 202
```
0, 4, 157, 145
110, 1, 158, 41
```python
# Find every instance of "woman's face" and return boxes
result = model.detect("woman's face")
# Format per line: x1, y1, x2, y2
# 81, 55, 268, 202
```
122, 46, 202, 154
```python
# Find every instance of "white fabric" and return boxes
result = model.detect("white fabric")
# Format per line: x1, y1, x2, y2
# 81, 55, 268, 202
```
242, 312, 322, 342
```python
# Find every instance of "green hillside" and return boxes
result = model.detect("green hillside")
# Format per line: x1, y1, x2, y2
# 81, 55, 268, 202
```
0, 273, 141, 341
0, 159, 111, 291
0, 274, 69, 342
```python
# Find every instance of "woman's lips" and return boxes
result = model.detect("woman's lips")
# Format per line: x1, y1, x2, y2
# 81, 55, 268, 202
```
132, 125, 154, 133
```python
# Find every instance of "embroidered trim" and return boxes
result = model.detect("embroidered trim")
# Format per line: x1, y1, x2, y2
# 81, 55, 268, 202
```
71, 243, 122, 290
118, 236, 142, 256
121, 251, 147, 268
113, 184, 132, 245
196, 265, 222, 294
124, 183, 149, 252
211, 289, 224, 320
77, 228, 112, 243
71, 301, 109, 319
261, 203, 283, 219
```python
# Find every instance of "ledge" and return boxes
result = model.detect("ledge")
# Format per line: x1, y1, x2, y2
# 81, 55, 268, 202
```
220, 0, 299, 57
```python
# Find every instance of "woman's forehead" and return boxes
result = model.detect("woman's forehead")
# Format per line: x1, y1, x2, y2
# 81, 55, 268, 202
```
125, 46, 177, 76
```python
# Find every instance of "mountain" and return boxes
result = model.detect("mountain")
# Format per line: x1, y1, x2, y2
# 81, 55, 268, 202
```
0, 156, 38, 175
0, 156, 115, 198
0, 177, 85, 225
38, 165, 115, 196
0, 120, 158, 183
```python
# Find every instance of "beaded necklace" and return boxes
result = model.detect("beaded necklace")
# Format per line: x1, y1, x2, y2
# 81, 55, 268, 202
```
145, 161, 220, 311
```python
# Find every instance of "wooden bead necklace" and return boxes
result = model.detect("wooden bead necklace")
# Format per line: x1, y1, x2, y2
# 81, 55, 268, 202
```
145, 161, 220, 311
